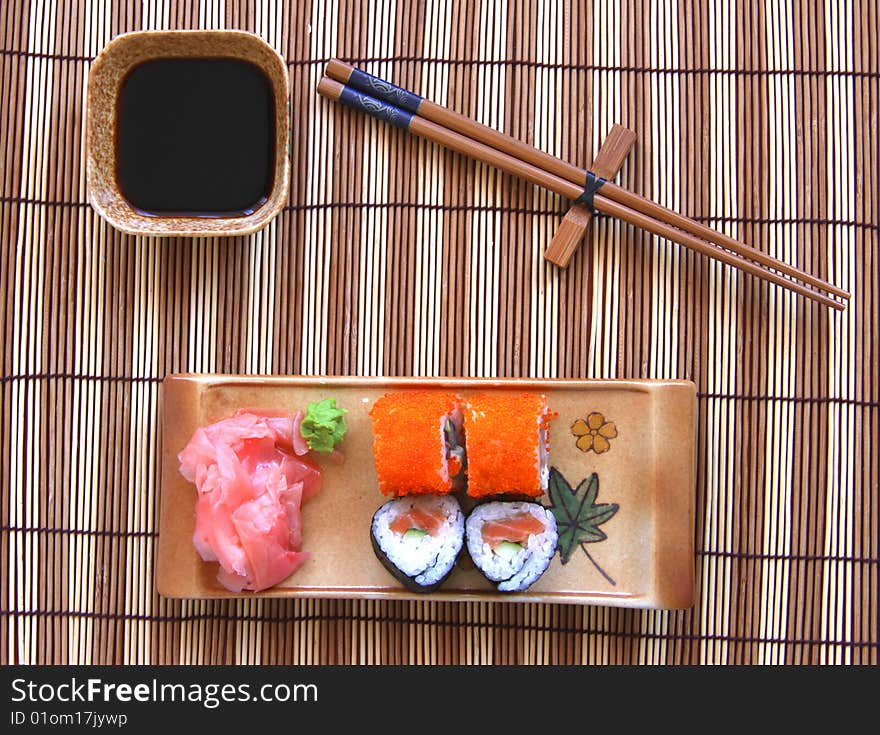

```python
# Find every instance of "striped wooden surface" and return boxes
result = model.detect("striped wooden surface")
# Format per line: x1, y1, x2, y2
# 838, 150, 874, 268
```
1, 0, 877, 664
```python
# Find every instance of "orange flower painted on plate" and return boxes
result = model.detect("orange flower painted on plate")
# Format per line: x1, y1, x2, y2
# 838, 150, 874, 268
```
572, 412, 618, 454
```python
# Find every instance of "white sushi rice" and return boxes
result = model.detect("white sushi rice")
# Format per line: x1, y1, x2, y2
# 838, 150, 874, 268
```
537, 421, 550, 491
466, 501, 558, 592
371, 495, 464, 588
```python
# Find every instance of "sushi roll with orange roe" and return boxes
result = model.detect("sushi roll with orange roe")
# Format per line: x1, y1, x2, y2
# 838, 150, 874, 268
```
464, 392, 552, 498
369, 391, 465, 496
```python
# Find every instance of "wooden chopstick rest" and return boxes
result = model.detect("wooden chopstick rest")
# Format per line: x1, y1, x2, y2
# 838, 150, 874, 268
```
544, 125, 637, 268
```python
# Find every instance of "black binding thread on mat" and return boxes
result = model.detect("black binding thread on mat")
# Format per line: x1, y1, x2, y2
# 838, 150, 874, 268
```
576, 170, 607, 212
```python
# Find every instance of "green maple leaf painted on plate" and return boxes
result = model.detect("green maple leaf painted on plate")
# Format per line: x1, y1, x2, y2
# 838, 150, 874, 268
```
546, 467, 619, 566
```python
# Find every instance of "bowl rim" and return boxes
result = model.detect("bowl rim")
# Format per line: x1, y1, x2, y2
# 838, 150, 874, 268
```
86, 29, 290, 237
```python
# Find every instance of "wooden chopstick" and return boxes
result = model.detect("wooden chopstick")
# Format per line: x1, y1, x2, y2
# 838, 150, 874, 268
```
327, 60, 848, 304
326, 59, 586, 188
318, 74, 847, 311
597, 182, 849, 301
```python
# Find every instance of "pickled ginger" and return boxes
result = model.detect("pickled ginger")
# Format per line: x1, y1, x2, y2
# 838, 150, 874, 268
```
177, 409, 322, 592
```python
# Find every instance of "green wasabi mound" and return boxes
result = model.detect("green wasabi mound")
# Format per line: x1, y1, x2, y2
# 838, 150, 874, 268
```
300, 397, 348, 453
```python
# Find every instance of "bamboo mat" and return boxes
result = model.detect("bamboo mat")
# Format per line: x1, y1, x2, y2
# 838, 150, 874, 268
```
1, 0, 877, 665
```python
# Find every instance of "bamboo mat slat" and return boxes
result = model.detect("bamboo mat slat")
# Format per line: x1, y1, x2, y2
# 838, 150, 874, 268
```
1, 0, 877, 665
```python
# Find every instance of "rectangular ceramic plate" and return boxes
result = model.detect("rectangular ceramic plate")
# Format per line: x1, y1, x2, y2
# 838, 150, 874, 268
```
157, 375, 696, 608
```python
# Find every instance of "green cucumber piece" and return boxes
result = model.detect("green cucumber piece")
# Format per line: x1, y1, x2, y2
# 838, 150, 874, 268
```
494, 540, 523, 558
403, 528, 428, 541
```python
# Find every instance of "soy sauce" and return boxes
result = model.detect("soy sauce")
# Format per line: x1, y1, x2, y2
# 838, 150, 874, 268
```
116, 58, 275, 216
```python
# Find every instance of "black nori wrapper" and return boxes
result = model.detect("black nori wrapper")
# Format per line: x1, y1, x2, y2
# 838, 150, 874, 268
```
464, 501, 557, 593
369, 502, 462, 594
369, 528, 452, 593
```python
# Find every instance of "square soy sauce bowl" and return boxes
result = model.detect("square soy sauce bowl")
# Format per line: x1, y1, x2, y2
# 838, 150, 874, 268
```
87, 30, 289, 237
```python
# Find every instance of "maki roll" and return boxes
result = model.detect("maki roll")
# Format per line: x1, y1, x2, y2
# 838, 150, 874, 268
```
370, 495, 465, 593
369, 391, 465, 496
465, 501, 558, 592
464, 393, 552, 498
